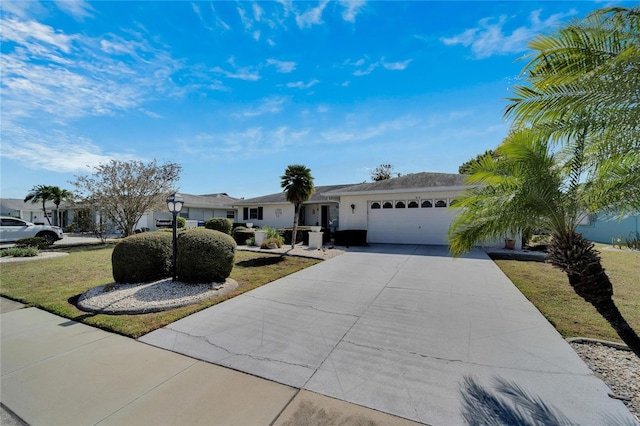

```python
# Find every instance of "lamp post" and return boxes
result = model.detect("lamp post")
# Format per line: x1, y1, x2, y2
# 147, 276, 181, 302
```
166, 193, 184, 281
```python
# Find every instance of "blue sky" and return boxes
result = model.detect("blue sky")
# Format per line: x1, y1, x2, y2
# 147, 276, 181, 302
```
0, 0, 629, 200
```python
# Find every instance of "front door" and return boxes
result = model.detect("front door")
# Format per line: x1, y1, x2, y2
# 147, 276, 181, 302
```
321, 206, 329, 228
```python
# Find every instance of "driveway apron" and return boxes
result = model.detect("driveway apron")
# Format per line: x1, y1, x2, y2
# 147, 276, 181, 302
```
140, 245, 634, 425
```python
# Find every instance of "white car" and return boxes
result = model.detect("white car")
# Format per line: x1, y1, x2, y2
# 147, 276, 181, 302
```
0, 216, 64, 244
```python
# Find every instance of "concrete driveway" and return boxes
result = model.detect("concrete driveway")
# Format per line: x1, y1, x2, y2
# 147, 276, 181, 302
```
140, 245, 634, 425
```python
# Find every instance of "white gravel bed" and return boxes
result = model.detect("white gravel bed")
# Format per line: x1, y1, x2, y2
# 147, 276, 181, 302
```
77, 278, 238, 314
570, 340, 640, 422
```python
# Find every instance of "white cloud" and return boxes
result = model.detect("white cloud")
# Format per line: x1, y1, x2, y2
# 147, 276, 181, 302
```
266, 58, 296, 73
321, 116, 419, 144
295, 0, 328, 28
381, 58, 412, 71
339, 0, 365, 22
1, 18, 75, 53
0, 124, 137, 172
54, 0, 94, 20
235, 97, 286, 117
212, 57, 261, 81
285, 79, 319, 89
441, 9, 577, 59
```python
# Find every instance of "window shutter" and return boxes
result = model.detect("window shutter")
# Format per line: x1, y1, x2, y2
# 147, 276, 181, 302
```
258, 207, 263, 220
243, 208, 248, 221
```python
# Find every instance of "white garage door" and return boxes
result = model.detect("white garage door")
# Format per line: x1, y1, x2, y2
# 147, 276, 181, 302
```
367, 199, 456, 245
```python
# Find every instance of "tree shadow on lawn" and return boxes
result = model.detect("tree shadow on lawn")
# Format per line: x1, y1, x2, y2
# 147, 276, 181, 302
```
237, 256, 285, 268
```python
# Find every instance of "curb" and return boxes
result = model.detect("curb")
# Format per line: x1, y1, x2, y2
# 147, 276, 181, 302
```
566, 337, 632, 352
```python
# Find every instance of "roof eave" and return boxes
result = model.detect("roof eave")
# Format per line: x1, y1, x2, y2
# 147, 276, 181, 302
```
322, 185, 473, 196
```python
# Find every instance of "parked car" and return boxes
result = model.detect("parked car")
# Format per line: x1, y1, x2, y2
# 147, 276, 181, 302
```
0, 216, 64, 244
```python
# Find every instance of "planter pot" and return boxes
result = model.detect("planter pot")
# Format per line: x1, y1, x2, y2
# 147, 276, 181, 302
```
310, 226, 321, 232
254, 230, 267, 246
504, 239, 516, 250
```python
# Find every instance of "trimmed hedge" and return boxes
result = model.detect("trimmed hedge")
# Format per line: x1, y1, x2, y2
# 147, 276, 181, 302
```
112, 232, 173, 283
177, 228, 236, 283
16, 237, 51, 249
205, 217, 233, 235
280, 227, 330, 245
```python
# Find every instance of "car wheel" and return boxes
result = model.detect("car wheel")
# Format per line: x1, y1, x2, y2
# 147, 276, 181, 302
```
37, 232, 57, 245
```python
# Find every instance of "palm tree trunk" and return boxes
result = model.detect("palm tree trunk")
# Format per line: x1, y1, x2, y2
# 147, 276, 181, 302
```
549, 230, 640, 357
41, 200, 51, 225
291, 203, 300, 249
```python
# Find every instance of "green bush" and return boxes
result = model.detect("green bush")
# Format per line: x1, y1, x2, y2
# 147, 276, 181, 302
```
205, 217, 233, 234
16, 237, 51, 249
177, 228, 236, 283
177, 216, 186, 228
1, 247, 39, 257
111, 232, 173, 283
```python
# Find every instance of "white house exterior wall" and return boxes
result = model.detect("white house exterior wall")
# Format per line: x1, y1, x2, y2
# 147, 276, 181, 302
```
338, 190, 466, 245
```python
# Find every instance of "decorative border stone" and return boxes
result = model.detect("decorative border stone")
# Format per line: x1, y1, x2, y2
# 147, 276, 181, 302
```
77, 278, 238, 315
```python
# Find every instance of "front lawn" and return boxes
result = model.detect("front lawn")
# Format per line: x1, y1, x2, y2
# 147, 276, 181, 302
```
0, 245, 320, 338
494, 244, 640, 343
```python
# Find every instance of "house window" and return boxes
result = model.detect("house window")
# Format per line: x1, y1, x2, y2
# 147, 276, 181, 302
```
435, 200, 447, 208
408, 201, 419, 208
395, 201, 406, 208
226, 210, 235, 219
421, 200, 433, 208
383, 201, 393, 209
243, 207, 263, 220
370, 202, 381, 209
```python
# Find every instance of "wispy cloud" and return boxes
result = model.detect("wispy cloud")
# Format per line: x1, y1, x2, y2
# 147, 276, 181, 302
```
347, 56, 412, 76
235, 97, 286, 117
212, 57, 261, 81
54, 0, 94, 20
441, 9, 577, 58
1, 123, 137, 172
192, 3, 230, 32
266, 58, 296, 73
0, 9, 185, 172
339, 0, 366, 23
321, 116, 419, 144
285, 79, 319, 89
295, 0, 329, 28
382, 58, 412, 71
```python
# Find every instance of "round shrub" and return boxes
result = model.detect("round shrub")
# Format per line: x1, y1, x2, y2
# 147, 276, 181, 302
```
205, 217, 233, 235
177, 216, 186, 228
112, 232, 173, 283
176, 228, 236, 283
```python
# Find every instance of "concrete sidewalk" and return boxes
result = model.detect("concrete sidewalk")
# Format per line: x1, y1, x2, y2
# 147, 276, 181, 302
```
0, 301, 418, 425
141, 245, 636, 425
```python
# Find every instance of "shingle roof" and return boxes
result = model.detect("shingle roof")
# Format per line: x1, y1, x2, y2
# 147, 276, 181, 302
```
236, 184, 353, 205
179, 193, 239, 209
323, 172, 469, 195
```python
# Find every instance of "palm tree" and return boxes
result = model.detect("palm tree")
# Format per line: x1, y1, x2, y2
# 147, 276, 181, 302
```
24, 185, 54, 225
48, 186, 74, 227
280, 165, 315, 249
450, 7, 640, 356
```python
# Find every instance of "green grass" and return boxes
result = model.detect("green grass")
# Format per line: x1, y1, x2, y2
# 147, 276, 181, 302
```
0, 245, 320, 338
494, 244, 640, 343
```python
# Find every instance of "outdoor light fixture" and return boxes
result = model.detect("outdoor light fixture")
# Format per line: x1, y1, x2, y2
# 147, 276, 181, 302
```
166, 193, 184, 281
351, 203, 356, 213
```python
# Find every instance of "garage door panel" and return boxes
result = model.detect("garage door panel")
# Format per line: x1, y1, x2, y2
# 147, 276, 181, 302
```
368, 207, 455, 245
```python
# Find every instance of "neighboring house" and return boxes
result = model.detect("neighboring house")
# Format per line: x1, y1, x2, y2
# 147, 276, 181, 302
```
145, 193, 239, 231
577, 213, 639, 245
234, 173, 477, 246
0, 198, 58, 225
234, 185, 352, 230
